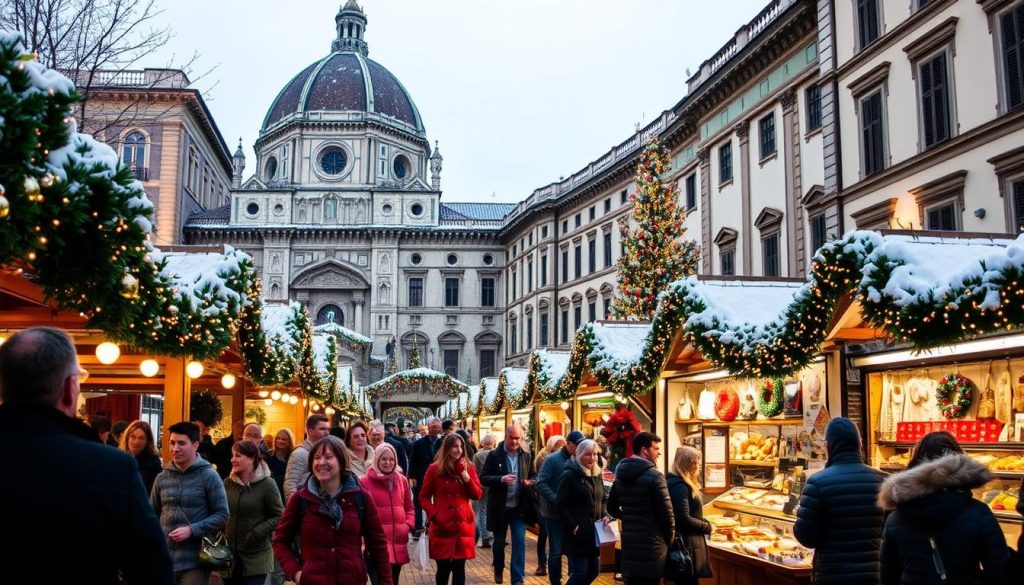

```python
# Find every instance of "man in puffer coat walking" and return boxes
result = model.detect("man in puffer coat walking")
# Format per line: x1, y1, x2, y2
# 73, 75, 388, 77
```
607, 432, 674, 585
794, 417, 885, 584
152, 421, 230, 585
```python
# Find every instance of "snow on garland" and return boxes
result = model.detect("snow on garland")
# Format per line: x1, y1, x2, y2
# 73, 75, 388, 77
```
467, 384, 482, 418
500, 368, 531, 409
528, 350, 573, 403
481, 377, 503, 416
313, 322, 373, 348
364, 367, 467, 400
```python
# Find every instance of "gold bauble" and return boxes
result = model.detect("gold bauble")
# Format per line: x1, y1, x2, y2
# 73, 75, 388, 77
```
0, 195, 9, 219
23, 176, 40, 196
120, 272, 140, 299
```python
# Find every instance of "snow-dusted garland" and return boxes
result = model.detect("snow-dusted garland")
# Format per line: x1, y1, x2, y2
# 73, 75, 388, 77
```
936, 374, 974, 420
757, 378, 785, 418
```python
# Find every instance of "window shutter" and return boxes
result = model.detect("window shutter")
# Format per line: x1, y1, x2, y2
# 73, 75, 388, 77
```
1003, 6, 1024, 111
921, 54, 950, 147
921, 59, 936, 147
1013, 181, 1024, 231
862, 93, 884, 175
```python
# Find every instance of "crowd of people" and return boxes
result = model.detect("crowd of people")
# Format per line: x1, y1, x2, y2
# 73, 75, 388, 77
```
2, 326, 1023, 585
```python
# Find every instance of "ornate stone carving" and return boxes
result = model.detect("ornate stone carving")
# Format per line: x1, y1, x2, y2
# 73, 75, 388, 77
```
697, 147, 711, 165
735, 120, 750, 139
378, 252, 391, 274
779, 89, 797, 111
294, 269, 363, 288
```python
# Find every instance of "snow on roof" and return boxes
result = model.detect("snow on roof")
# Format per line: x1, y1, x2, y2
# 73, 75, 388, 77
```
681, 278, 806, 330
313, 322, 372, 345
312, 333, 334, 373
481, 377, 500, 407
154, 247, 249, 316
468, 384, 481, 411
261, 301, 299, 343
501, 368, 530, 402
860, 232, 1020, 310
457, 391, 470, 413
534, 350, 571, 386
364, 367, 469, 391
589, 322, 651, 373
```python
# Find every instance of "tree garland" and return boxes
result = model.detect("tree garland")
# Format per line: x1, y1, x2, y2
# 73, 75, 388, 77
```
757, 378, 785, 418
500, 368, 531, 410
936, 374, 974, 420
364, 368, 466, 400
236, 280, 298, 386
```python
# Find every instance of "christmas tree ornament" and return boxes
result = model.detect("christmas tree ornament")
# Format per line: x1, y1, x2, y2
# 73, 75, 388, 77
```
120, 271, 140, 299
0, 185, 8, 218
23, 176, 40, 197
39, 174, 54, 188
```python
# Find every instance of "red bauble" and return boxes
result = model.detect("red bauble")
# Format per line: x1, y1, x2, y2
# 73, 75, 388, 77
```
715, 387, 740, 421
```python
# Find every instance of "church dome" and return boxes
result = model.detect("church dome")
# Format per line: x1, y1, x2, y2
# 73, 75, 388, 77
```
261, 2, 424, 136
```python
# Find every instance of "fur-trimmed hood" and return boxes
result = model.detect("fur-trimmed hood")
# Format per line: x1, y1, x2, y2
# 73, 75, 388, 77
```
877, 453, 992, 511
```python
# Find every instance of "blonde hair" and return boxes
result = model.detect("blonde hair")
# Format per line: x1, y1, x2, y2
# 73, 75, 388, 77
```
672, 446, 702, 499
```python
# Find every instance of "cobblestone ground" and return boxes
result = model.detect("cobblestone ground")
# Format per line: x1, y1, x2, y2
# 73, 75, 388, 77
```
398, 531, 617, 585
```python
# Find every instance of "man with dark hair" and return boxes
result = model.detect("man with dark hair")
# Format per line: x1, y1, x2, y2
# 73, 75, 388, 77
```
0, 326, 174, 584
283, 413, 331, 500
608, 432, 673, 585
409, 416, 443, 537
536, 430, 586, 585
794, 417, 886, 585
212, 419, 245, 478
90, 414, 114, 445
482, 424, 537, 585
151, 420, 229, 585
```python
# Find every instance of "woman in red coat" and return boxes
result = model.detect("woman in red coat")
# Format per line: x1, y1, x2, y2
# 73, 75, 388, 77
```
272, 436, 392, 585
419, 432, 483, 585
360, 442, 414, 585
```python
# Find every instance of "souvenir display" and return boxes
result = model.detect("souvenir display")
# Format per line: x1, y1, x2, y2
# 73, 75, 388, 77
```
715, 387, 740, 422
697, 386, 717, 420
936, 373, 975, 420
757, 378, 785, 418
677, 391, 695, 421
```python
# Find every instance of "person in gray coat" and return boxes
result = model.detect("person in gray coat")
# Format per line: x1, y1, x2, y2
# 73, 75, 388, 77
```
151, 421, 230, 585
536, 430, 585, 585
282, 413, 331, 501
607, 432, 674, 585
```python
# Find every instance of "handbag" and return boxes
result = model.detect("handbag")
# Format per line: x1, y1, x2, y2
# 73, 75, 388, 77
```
664, 534, 694, 581
198, 533, 233, 572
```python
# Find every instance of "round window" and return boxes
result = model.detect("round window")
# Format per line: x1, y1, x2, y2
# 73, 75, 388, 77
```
447, 253, 458, 266
245, 202, 260, 215
410, 202, 424, 217
319, 147, 347, 175
273, 203, 285, 214
393, 156, 409, 180
483, 253, 494, 265
382, 203, 393, 214
410, 253, 422, 265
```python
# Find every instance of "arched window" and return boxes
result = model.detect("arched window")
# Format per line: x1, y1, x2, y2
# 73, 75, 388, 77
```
316, 304, 344, 326
122, 131, 146, 179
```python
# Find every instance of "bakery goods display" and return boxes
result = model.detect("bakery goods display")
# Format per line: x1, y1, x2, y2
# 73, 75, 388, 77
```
729, 430, 779, 463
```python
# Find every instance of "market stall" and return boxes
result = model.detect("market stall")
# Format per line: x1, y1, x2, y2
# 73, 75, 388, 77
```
526, 350, 574, 443
479, 377, 506, 443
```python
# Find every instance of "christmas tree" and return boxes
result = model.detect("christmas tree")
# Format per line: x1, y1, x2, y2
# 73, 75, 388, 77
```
612, 139, 699, 320
409, 342, 422, 368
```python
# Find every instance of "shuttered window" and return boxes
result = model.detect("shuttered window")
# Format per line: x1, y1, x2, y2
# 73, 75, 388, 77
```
858, 0, 880, 48
861, 91, 886, 176
1013, 180, 1024, 231
759, 113, 777, 159
920, 52, 951, 148
719, 142, 733, 183
762, 233, 781, 277
720, 249, 736, 276
810, 213, 828, 253
926, 203, 957, 231
1003, 5, 1024, 111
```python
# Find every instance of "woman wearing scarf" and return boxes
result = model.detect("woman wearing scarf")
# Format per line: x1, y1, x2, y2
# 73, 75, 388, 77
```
346, 421, 373, 477
224, 439, 283, 585
420, 433, 483, 585
360, 442, 415, 585
272, 436, 392, 585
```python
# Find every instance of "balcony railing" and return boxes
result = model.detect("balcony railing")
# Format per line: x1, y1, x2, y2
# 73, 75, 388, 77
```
130, 167, 148, 181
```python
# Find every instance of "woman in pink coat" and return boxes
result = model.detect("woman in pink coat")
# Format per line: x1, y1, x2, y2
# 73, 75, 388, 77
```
360, 442, 414, 585
419, 433, 483, 585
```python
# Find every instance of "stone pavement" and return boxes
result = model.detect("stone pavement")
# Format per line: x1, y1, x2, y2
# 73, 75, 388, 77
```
399, 531, 619, 585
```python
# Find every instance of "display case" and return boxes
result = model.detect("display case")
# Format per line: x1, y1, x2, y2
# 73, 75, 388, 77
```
701, 486, 813, 584
864, 358, 1024, 550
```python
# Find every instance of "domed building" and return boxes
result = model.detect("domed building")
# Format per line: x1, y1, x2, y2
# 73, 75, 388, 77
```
186, 1, 511, 383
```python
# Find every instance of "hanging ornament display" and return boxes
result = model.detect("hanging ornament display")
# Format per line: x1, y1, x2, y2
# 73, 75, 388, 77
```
936, 373, 974, 420
715, 386, 740, 421
120, 271, 140, 299
757, 378, 785, 417
23, 176, 40, 197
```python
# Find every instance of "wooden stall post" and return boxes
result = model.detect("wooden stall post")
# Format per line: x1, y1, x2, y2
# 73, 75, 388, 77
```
161, 357, 190, 460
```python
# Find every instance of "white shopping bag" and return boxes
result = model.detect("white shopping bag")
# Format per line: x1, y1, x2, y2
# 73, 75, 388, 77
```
412, 533, 430, 571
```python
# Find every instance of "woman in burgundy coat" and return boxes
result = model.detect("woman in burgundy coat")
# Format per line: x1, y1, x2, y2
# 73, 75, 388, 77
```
419, 432, 483, 585
272, 436, 392, 585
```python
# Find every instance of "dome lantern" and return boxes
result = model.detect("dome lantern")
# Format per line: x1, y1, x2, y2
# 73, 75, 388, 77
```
333, 0, 369, 56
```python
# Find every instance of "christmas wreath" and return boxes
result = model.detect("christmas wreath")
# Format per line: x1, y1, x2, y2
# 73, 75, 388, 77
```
936, 373, 974, 419
601, 404, 642, 470
757, 378, 785, 418
715, 387, 740, 421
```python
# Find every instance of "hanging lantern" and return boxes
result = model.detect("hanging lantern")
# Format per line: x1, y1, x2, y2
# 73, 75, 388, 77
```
281, 392, 291, 402
258, 389, 269, 399
95, 342, 120, 365
221, 373, 236, 389
264, 398, 273, 406
271, 390, 281, 401
139, 359, 159, 377
289, 395, 299, 405
185, 361, 204, 379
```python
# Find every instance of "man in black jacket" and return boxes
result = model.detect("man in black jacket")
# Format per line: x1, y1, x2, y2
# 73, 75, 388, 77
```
0, 327, 174, 584
794, 417, 885, 585
608, 432, 674, 585
384, 421, 410, 474
535, 430, 585, 585
482, 424, 537, 585
409, 416, 442, 536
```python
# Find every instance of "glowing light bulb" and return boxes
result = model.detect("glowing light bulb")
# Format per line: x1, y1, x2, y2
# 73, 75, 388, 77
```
95, 342, 120, 365
139, 359, 159, 377
186, 361, 204, 379
221, 373, 236, 389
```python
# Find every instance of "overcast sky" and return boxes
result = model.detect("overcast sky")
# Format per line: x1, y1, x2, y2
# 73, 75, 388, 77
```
144, 0, 768, 203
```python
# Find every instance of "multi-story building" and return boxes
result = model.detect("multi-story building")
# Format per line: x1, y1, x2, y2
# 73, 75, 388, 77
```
71, 68, 233, 245
826, 0, 1024, 234
182, 0, 1024, 383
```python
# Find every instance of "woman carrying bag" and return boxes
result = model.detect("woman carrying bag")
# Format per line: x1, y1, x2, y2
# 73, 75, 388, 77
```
224, 439, 284, 585
556, 439, 609, 585
666, 446, 712, 584
419, 432, 483, 585
360, 443, 415, 585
